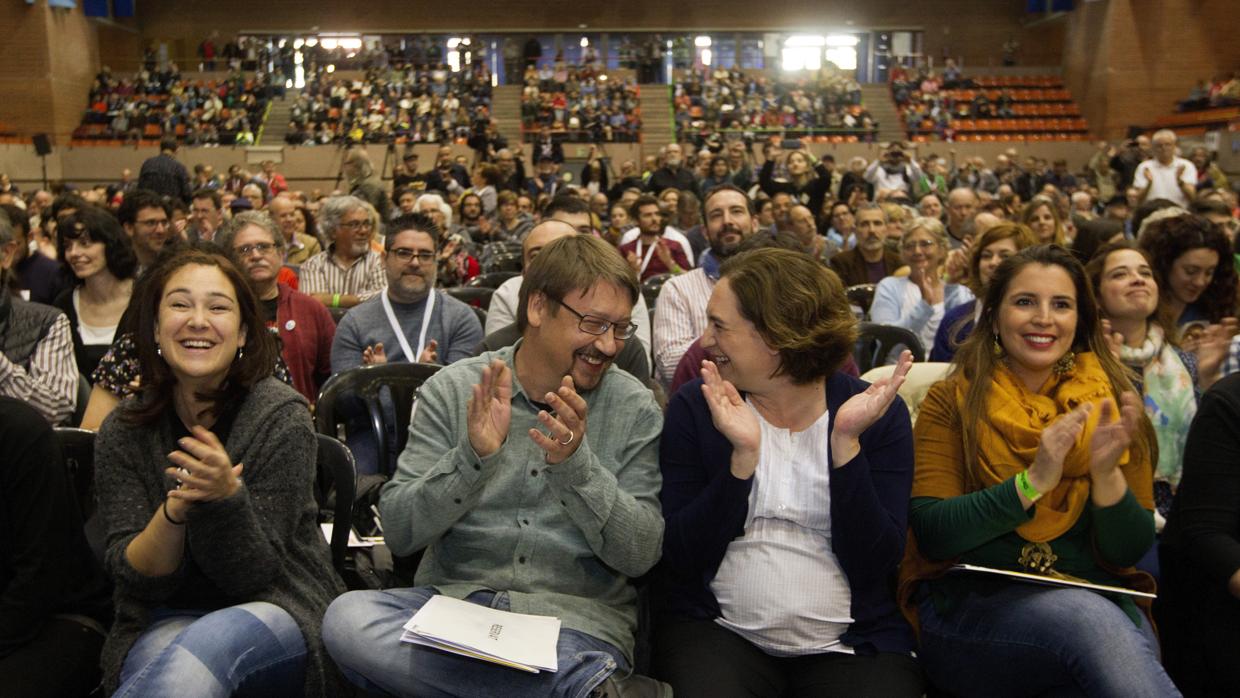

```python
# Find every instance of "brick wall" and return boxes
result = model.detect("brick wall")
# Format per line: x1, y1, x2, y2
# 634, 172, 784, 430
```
0, 1, 101, 144
1064, 0, 1240, 139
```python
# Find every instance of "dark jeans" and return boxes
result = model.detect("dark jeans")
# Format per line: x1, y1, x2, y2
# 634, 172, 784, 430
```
652, 616, 923, 698
0, 617, 104, 696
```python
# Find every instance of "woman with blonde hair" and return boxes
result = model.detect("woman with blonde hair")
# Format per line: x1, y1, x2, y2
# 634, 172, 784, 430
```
1021, 195, 1066, 245
870, 216, 974, 355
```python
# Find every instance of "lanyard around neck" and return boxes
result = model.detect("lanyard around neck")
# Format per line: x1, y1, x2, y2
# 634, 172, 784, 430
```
380, 290, 435, 363
635, 237, 659, 275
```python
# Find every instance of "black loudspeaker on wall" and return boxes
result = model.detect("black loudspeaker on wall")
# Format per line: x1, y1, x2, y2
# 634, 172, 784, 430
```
33, 133, 52, 156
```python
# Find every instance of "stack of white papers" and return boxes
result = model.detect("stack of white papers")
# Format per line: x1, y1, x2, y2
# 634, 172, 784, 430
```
400, 595, 561, 673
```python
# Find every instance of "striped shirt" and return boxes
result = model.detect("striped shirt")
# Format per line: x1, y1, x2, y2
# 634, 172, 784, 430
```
652, 268, 716, 386
710, 403, 854, 656
299, 246, 387, 301
1222, 335, 1240, 379
0, 314, 78, 425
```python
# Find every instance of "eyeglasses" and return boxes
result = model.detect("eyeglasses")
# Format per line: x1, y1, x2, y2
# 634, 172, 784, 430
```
136, 218, 170, 229
235, 242, 279, 257
554, 298, 637, 339
902, 239, 938, 251
389, 248, 436, 264
339, 219, 375, 231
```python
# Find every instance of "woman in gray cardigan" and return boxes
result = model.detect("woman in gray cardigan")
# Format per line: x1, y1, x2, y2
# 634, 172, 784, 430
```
95, 247, 344, 696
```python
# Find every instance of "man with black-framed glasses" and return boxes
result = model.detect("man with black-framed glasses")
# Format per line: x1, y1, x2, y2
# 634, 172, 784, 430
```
331, 213, 483, 374
324, 233, 669, 697
301, 195, 387, 310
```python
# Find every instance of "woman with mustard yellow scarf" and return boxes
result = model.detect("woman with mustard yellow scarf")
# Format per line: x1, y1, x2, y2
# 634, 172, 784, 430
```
899, 245, 1182, 696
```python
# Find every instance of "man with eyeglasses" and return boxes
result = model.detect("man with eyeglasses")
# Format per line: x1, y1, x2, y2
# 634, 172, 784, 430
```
117, 189, 173, 272
300, 195, 387, 310
216, 211, 335, 404
331, 212, 482, 373
1135, 129, 1197, 207
479, 220, 651, 383
324, 233, 668, 697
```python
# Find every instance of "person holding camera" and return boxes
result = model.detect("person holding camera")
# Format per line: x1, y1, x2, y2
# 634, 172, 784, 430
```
865, 144, 924, 199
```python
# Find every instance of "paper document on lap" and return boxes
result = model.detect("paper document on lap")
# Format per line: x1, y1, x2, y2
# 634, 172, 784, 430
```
400, 595, 561, 673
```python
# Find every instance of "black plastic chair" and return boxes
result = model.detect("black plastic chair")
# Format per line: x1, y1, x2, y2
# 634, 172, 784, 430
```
71, 373, 91, 428
315, 434, 356, 574
853, 322, 926, 374
641, 273, 672, 309
845, 284, 877, 316
444, 286, 495, 310
315, 363, 443, 477
486, 253, 523, 274
470, 306, 488, 327
467, 271, 519, 290
54, 427, 107, 565
56, 427, 97, 523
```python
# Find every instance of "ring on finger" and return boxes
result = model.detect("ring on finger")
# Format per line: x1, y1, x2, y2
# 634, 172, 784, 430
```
558, 428, 575, 446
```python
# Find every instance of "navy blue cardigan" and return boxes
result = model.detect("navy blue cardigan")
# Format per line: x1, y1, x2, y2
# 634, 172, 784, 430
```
655, 371, 916, 655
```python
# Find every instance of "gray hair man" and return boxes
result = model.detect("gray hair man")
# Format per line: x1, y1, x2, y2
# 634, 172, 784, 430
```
299, 195, 386, 309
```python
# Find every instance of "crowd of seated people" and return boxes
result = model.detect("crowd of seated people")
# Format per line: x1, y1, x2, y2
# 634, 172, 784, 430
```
76, 66, 274, 146
4, 122, 1240, 696
674, 67, 874, 143
892, 63, 1087, 140
288, 63, 494, 146
1178, 70, 1240, 112
520, 61, 642, 143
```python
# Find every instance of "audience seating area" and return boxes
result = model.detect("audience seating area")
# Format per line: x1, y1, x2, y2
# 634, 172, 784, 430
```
894, 72, 1089, 141
292, 64, 493, 146
674, 69, 876, 142
1146, 105, 1240, 138
72, 68, 272, 147
519, 63, 642, 143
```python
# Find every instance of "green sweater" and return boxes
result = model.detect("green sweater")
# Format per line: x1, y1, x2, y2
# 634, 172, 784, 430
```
910, 478, 1154, 624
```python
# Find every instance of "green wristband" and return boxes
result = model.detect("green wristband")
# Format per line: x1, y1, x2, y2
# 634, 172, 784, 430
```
332, 293, 341, 308
1016, 470, 1043, 502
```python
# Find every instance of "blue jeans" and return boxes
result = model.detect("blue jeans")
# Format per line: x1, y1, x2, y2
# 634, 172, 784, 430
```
323, 586, 627, 698
115, 602, 308, 697
917, 585, 1181, 697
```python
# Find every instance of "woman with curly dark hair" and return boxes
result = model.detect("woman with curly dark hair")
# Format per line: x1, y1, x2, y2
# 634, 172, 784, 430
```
1138, 212, 1237, 328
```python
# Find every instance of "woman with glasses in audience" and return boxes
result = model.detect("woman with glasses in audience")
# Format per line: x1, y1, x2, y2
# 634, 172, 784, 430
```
53, 205, 138, 378
656, 248, 923, 697
930, 223, 1037, 362
1138, 212, 1237, 329
871, 216, 974, 357
94, 247, 343, 696
901, 245, 1179, 697
1021, 195, 1066, 245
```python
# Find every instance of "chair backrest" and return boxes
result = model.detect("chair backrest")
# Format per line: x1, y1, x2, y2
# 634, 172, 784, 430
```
444, 285, 495, 310
55, 427, 97, 522
853, 322, 926, 374
845, 284, 877, 317
859, 362, 952, 425
71, 373, 91, 428
328, 306, 350, 325
641, 273, 672, 309
315, 362, 443, 477
471, 306, 488, 327
315, 433, 356, 573
487, 253, 523, 274
467, 271, 519, 289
